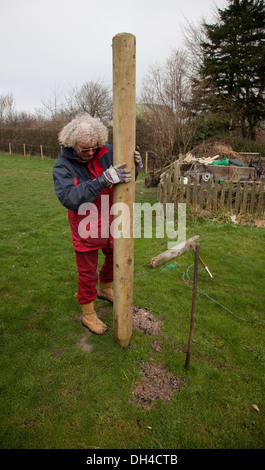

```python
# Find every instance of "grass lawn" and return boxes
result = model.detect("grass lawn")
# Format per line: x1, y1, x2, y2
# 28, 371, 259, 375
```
0, 153, 264, 450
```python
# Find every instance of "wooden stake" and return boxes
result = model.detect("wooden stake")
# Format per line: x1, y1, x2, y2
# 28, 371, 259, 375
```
145, 151, 148, 173
23, 144, 26, 156
40, 145, 44, 159
149, 235, 200, 268
192, 245, 214, 278
112, 33, 136, 347
184, 243, 200, 370
9, 143, 11, 154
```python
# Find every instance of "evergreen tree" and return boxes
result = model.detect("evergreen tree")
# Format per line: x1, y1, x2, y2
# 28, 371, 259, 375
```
198, 0, 265, 140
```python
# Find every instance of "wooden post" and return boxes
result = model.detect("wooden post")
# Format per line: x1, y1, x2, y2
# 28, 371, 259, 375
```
250, 182, 256, 213
186, 177, 191, 206
193, 178, 198, 208
257, 182, 264, 216
9, 143, 12, 154
185, 243, 200, 370
199, 180, 205, 208
23, 144, 26, 156
40, 145, 44, 159
173, 161, 180, 196
234, 181, 241, 214
206, 179, 212, 210
220, 180, 226, 211
227, 180, 233, 211
212, 180, 218, 212
145, 151, 148, 173
112, 33, 136, 347
242, 182, 249, 213
149, 235, 200, 268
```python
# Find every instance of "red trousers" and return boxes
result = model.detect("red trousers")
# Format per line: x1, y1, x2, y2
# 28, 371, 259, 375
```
75, 244, 113, 304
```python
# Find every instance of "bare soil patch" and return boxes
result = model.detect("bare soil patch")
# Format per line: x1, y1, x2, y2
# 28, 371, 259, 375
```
130, 363, 187, 409
75, 306, 187, 407
76, 331, 93, 353
76, 305, 162, 353
132, 305, 163, 335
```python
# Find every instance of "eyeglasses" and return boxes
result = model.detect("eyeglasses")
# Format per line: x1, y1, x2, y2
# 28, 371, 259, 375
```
77, 144, 99, 152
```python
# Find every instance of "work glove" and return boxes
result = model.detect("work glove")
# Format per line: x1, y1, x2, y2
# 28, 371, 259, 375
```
134, 150, 143, 168
103, 163, 131, 185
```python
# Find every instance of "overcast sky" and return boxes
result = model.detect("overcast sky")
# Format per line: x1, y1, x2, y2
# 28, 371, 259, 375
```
0, 0, 227, 114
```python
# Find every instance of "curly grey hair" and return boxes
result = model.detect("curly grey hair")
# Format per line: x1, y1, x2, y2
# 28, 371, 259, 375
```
58, 114, 108, 148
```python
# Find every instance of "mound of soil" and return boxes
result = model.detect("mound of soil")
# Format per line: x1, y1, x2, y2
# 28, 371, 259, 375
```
132, 305, 162, 336
190, 142, 244, 161
130, 363, 187, 409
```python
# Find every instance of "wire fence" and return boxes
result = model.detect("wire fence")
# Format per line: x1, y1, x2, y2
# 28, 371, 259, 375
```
0, 142, 160, 170
0, 140, 61, 159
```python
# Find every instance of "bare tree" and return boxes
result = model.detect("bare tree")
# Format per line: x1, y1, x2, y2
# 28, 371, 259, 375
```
182, 17, 209, 76
73, 78, 112, 124
38, 78, 113, 124
140, 49, 195, 165
182, 2, 221, 74
37, 82, 66, 120
0, 93, 16, 123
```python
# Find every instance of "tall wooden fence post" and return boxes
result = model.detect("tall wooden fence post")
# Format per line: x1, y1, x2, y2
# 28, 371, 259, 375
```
112, 33, 136, 347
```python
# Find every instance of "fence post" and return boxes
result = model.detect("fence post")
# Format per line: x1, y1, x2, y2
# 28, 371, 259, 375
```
257, 183, 264, 216
220, 180, 226, 211
9, 143, 12, 154
193, 178, 198, 208
186, 177, 191, 206
212, 181, 218, 212
160, 173, 167, 206
227, 180, 233, 211
159, 175, 164, 203
199, 180, 205, 208
241, 182, 248, 213
173, 161, 180, 196
206, 179, 212, 210
40, 145, 44, 159
184, 243, 200, 371
234, 181, 241, 213
23, 144, 26, 156
145, 151, 148, 173
250, 182, 256, 213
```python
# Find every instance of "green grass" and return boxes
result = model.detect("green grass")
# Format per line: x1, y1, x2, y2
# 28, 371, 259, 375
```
0, 153, 265, 449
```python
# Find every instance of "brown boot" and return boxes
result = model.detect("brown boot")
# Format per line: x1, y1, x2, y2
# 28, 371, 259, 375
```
97, 280, 113, 303
81, 302, 108, 335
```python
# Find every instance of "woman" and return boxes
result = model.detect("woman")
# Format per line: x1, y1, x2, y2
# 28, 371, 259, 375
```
53, 113, 140, 335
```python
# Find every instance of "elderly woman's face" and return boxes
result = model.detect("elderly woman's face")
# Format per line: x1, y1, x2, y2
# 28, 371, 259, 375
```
74, 140, 99, 161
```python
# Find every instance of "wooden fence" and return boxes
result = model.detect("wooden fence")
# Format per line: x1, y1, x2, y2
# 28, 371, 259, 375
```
0, 141, 61, 159
159, 168, 265, 215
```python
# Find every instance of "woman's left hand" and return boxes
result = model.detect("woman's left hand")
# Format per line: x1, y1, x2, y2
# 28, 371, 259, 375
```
134, 150, 143, 168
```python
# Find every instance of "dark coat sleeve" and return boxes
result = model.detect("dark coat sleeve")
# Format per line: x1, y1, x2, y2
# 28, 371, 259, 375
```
53, 162, 108, 211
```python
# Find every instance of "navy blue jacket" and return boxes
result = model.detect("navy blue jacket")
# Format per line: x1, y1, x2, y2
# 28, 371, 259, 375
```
53, 144, 137, 252
53, 144, 114, 212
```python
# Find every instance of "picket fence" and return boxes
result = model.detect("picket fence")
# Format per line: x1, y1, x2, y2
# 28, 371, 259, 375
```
159, 168, 265, 215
